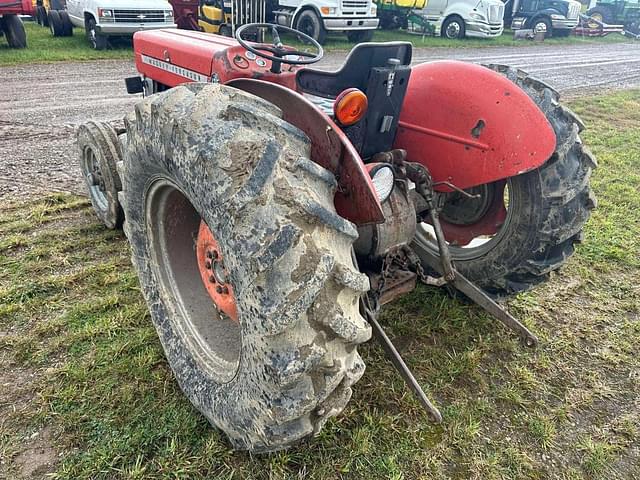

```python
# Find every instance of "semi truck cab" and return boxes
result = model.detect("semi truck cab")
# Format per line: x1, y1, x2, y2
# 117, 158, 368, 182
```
418, 0, 505, 38
504, 0, 581, 36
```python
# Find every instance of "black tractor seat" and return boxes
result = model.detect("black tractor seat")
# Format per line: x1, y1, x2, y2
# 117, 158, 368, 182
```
296, 42, 412, 98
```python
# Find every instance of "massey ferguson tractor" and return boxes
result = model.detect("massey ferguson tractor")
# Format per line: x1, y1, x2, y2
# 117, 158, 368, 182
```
77, 24, 596, 452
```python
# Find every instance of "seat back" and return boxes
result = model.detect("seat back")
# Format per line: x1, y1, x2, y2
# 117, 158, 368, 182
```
296, 42, 412, 98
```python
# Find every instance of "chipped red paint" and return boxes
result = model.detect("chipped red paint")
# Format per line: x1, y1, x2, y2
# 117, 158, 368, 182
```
394, 61, 556, 192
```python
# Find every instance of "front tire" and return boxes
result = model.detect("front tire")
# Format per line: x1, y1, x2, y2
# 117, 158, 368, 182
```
119, 83, 371, 451
442, 15, 465, 39
77, 121, 124, 230
531, 16, 552, 37
414, 66, 596, 295
295, 9, 327, 44
86, 17, 108, 49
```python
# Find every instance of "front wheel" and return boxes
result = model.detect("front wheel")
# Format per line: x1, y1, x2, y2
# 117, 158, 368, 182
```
531, 16, 552, 37
295, 9, 327, 44
86, 17, 108, 49
413, 65, 596, 296
119, 83, 371, 451
441, 15, 465, 39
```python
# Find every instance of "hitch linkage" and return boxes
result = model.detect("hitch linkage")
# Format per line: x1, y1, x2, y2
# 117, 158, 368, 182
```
363, 149, 539, 422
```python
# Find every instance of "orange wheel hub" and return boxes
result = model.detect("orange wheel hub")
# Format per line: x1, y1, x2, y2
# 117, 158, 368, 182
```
196, 220, 239, 322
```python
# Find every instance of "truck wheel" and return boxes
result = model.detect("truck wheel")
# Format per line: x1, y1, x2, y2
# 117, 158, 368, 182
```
1, 14, 27, 48
59, 11, 74, 37
441, 15, 466, 39
118, 83, 371, 451
48, 9, 64, 37
587, 6, 613, 24
86, 17, 108, 49
347, 29, 374, 43
531, 16, 552, 37
295, 9, 327, 44
77, 121, 124, 230
413, 65, 596, 296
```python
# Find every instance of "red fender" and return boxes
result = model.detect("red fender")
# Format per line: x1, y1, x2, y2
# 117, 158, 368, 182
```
394, 61, 556, 191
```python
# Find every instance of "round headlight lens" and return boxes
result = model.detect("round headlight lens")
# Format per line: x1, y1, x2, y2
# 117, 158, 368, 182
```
371, 165, 395, 203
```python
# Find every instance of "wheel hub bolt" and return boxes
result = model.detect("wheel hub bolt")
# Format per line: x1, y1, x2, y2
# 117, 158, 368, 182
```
216, 285, 223, 294
205, 261, 212, 269
209, 275, 215, 283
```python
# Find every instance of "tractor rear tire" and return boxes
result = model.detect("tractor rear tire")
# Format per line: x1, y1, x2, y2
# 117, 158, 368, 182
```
1, 15, 27, 48
77, 121, 124, 230
414, 66, 596, 296
118, 83, 371, 451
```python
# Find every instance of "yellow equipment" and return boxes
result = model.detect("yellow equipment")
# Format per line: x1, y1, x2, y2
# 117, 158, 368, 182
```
198, 0, 232, 35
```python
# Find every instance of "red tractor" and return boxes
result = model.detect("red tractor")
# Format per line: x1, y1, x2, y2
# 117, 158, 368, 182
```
0, 0, 35, 48
78, 25, 596, 452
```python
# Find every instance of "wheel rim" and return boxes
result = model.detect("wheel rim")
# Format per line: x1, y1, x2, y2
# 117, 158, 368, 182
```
196, 221, 239, 322
415, 179, 513, 261
534, 21, 548, 33
82, 146, 108, 211
146, 180, 241, 382
445, 21, 461, 38
590, 12, 603, 22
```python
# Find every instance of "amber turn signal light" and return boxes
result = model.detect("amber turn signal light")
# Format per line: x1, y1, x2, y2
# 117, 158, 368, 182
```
333, 88, 368, 126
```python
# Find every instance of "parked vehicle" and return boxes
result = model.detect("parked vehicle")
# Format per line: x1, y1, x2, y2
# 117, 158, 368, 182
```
375, 0, 426, 30
504, 0, 582, 37
417, 0, 505, 39
35, 0, 75, 37
587, 0, 640, 35
64, 0, 176, 49
0, 0, 34, 48
170, 0, 378, 43
78, 22, 595, 451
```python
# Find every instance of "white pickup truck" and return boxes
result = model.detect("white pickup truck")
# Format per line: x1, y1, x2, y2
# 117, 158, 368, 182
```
65, 0, 176, 49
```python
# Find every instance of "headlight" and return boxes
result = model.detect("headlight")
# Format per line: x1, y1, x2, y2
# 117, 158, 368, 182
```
371, 4, 377, 15
98, 8, 113, 17
165, 10, 174, 17
369, 164, 395, 203
550, 14, 564, 19
320, 6, 336, 14
469, 12, 486, 20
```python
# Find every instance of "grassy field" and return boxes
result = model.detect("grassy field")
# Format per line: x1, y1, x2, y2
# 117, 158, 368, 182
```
0, 90, 639, 479
0, 20, 631, 66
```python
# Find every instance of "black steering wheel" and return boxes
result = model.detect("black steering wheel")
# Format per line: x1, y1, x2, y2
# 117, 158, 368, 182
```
235, 23, 323, 74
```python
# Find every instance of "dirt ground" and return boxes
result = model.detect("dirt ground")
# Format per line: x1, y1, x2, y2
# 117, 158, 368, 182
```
1, 41, 640, 201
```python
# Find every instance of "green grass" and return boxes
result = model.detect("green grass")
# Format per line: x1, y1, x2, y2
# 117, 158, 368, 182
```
0, 20, 632, 66
0, 90, 639, 479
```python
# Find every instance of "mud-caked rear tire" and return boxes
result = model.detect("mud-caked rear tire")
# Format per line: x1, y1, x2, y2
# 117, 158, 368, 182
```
119, 83, 372, 452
